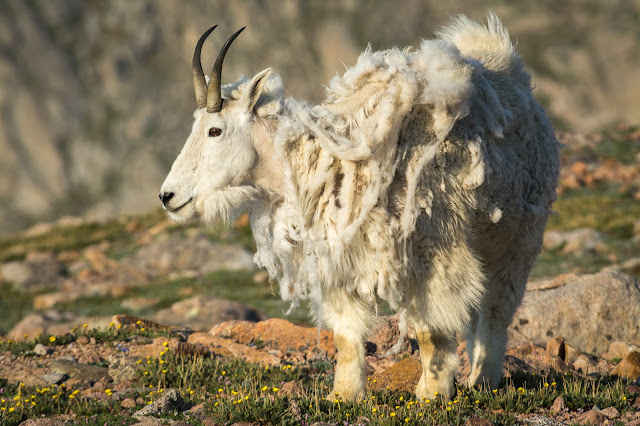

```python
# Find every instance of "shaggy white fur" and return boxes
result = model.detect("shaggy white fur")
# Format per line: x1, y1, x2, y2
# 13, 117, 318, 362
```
161, 13, 560, 401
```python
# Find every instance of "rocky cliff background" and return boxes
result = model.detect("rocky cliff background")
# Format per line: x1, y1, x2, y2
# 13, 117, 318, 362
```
2, 0, 640, 236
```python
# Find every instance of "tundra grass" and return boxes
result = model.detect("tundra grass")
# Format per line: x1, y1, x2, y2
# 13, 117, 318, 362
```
0, 286, 38, 336
0, 327, 637, 425
547, 185, 640, 239
50, 269, 308, 326
0, 209, 169, 263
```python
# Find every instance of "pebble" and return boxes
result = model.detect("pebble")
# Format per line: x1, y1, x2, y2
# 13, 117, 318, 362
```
34, 343, 52, 356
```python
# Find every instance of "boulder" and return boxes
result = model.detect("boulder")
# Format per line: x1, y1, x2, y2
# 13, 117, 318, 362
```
151, 295, 266, 331
187, 332, 281, 366
50, 359, 111, 384
210, 318, 336, 359
8, 310, 112, 339
611, 351, 640, 381
1, 252, 66, 291
511, 271, 640, 354
605, 341, 640, 361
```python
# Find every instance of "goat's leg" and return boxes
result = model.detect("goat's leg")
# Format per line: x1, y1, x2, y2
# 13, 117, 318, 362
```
321, 288, 375, 401
414, 324, 458, 400
468, 256, 530, 388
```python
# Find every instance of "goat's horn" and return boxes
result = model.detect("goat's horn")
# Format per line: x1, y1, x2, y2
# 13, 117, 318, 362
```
207, 26, 245, 113
192, 25, 217, 109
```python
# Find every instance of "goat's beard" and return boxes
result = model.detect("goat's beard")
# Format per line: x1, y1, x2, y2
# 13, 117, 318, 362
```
198, 186, 261, 226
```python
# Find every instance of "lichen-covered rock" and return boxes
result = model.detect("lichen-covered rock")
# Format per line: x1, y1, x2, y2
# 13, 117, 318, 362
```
369, 357, 422, 393
512, 271, 640, 354
133, 389, 190, 419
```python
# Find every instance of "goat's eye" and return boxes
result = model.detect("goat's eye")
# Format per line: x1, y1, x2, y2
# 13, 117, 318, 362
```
209, 127, 222, 137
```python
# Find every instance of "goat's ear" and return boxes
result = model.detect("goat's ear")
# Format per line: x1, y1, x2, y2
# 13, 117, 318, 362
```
239, 68, 272, 114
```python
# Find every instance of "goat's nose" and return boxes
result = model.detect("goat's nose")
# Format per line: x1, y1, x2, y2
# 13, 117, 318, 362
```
159, 192, 174, 206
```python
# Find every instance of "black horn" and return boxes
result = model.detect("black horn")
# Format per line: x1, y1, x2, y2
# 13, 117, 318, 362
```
192, 26, 217, 109
207, 27, 246, 113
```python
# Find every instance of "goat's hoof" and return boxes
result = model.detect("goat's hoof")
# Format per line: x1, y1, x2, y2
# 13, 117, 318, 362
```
327, 388, 363, 403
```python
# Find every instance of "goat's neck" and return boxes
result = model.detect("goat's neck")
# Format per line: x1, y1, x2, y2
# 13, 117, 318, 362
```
250, 118, 285, 196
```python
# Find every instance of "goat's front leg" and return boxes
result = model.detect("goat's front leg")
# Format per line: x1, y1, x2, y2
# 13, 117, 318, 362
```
329, 330, 365, 401
321, 288, 374, 401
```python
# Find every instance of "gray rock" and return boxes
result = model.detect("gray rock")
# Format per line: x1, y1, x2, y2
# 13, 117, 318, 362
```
151, 295, 267, 331
8, 310, 111, 339
515, 415, 566, 425
34, 343, 53, 356
39, 372, 69, 385
131, 419, 190, 426
18, 419, 69, 426
512, 271, 640, 354
0, 253, 66, 291
1, 261, 32, 286
108, 355, 139, 383
133, 389, 190, 418
50, 359, 111, 384
600, 406, 620, 419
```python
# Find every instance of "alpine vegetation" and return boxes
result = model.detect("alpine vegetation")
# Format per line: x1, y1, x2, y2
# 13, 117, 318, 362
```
159, 14, 560, 401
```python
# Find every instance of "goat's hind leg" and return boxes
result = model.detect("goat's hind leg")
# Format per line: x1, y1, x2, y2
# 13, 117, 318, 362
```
414, 321, 458, 400
467, 270, 528, 389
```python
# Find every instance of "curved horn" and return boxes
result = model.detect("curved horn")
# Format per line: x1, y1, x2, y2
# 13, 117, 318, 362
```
192, 25, 217, 109
207, 27, 246, 113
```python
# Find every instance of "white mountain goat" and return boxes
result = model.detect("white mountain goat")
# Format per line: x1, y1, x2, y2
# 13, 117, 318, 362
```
160, 14, 560, 401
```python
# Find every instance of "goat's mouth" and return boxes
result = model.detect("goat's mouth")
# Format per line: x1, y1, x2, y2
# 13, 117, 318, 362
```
167, 197, 193, 213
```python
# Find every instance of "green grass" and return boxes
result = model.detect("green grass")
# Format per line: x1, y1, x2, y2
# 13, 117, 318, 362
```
548, 186, 640, 239
2, 325, 636, 425
596, 126, 640, 165
531, 181, 640, 279
0, 286, 40, 336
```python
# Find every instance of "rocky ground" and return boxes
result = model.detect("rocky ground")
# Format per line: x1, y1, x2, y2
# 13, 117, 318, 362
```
0, 313, 638, 425
1, 128, 640, 424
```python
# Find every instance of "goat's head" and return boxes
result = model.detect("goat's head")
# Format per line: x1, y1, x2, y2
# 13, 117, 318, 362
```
160, 26, 283, 224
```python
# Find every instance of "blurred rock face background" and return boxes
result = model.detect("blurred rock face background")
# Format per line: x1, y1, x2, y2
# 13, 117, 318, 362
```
2, 0, 640, 236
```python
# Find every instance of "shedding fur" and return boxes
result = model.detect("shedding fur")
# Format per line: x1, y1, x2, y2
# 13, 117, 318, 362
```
161, 13, 560, 400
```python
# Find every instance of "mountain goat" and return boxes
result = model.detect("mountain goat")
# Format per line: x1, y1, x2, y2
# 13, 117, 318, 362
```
160, 14, 560, 401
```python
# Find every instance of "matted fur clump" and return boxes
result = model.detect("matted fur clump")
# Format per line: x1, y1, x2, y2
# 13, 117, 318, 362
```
161, 13, 560, 400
